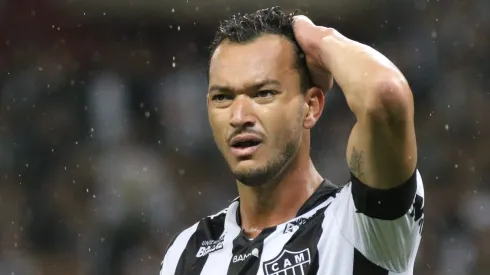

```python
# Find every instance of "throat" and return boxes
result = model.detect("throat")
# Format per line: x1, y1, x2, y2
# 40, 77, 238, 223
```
237, 159, 324, 238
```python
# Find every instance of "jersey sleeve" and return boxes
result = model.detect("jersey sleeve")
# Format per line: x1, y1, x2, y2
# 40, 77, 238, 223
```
332, 169, 424, 273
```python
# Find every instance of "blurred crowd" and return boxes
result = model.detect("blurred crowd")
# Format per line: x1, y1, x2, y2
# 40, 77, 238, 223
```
1, 0, 489, 274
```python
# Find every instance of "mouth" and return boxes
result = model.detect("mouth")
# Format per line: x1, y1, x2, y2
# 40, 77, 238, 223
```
229, 134, 263, 158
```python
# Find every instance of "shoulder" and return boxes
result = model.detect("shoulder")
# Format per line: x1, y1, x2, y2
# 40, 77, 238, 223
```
163, 202, 233, 255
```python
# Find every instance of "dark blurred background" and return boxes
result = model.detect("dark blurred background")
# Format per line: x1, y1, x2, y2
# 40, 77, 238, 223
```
0, 0, 489, 274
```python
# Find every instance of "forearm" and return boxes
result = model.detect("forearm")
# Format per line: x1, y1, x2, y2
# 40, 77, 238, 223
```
318, 29, 412, 118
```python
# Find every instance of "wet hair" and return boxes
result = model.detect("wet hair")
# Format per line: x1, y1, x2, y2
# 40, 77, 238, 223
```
209, 6, 313, 92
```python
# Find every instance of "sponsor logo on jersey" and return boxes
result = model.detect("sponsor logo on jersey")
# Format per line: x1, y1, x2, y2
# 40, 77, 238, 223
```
233, 248, 260, 263
283, 203, 331, 234
263, 248, 311, 275
196, 235, 225, 258
283, 217, 308, 234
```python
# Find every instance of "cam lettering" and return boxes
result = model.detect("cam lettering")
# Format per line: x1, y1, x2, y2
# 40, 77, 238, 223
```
264, 249, 311, 275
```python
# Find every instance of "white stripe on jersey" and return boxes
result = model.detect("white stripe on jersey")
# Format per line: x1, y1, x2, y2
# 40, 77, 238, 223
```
160, 222, 199, 275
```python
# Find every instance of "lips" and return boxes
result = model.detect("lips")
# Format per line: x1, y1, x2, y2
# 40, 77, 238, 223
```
229, 133, 263, 158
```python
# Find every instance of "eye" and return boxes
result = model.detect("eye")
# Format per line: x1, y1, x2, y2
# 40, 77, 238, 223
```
255, 90, 277, 98
211, 94, 233, 102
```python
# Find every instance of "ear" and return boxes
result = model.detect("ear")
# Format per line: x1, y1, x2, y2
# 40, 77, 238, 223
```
302, 87, 325, 129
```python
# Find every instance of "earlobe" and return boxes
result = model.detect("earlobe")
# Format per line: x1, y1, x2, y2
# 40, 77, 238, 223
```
303, 87, 325, 129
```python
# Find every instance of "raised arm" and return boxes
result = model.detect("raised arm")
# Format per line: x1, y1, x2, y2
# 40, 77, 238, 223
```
293, 16, 423, 273
294, 16, 417, 189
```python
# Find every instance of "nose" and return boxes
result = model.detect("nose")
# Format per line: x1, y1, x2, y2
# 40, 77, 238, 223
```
229, 96, 255, 128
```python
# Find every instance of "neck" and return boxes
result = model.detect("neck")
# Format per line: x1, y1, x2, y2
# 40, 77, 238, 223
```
237, 146, 323, 238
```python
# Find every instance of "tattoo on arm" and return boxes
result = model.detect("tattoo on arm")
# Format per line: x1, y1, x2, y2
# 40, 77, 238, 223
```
349, 147, 365, 179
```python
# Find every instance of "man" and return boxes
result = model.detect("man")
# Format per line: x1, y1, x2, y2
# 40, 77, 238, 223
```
160, 6, 424, 275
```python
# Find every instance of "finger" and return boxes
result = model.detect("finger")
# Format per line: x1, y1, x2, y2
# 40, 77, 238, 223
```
292, 15, 316, 29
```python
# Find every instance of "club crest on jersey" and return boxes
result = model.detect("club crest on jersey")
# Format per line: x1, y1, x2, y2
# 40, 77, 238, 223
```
196, 235, 225, 258
263, 248, 311, 275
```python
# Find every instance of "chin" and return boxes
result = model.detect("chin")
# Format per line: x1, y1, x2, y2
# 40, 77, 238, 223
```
231, 160, 280, 187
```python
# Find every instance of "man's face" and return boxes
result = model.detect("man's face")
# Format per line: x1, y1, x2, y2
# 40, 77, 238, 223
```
208, 34, 305, 186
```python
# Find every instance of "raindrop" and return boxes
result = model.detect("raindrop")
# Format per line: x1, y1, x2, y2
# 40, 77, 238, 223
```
444, 124, 449, 131
101, 237, 105, 242
198, 191, 202, 195
178, 25, 181, 31
92, 195, 96, 198
75, 141, 79, 145
103, 12, 106, 16
86, 188, 89, 193
145, 111, 150, 118
143, 167, 148, 172
171, 8, 175, 12
447, 105, 450, 108
454, 164, 459, 168
172, 62, 176, 68
436, 176, 439, 180
25, 163, 28, 168
90, 128, 94, 132
178, 169, 185, 175
431, 30, 437, 38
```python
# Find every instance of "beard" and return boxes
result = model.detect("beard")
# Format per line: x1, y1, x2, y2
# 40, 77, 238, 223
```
232, 132, 301, 187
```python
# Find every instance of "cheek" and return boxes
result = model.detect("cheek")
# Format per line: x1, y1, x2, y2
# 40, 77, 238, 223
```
208, 112, 229, 147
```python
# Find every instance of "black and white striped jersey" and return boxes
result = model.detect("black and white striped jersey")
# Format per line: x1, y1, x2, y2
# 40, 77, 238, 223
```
160, 170, 424, 275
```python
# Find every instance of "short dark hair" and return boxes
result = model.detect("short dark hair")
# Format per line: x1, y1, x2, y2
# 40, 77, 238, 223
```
209, 6, 313, 92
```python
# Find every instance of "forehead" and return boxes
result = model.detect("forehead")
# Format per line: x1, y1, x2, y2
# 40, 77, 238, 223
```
209, 34, 297, 87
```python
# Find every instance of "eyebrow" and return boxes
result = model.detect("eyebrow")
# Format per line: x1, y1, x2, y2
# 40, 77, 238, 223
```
208, 79, 281, 93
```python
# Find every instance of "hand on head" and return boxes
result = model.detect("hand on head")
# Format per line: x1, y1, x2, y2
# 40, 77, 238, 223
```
292, 15, 334, 92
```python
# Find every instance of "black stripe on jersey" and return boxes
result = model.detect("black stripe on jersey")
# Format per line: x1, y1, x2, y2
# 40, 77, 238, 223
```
353, 248, 388, 275
227, 227, 276, 275
297, 179, 340, 216
351, 170, 417, 220
174, 212, 227, 275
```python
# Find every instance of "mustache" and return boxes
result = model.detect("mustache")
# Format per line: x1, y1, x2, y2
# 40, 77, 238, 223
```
227, 128, 265, 145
